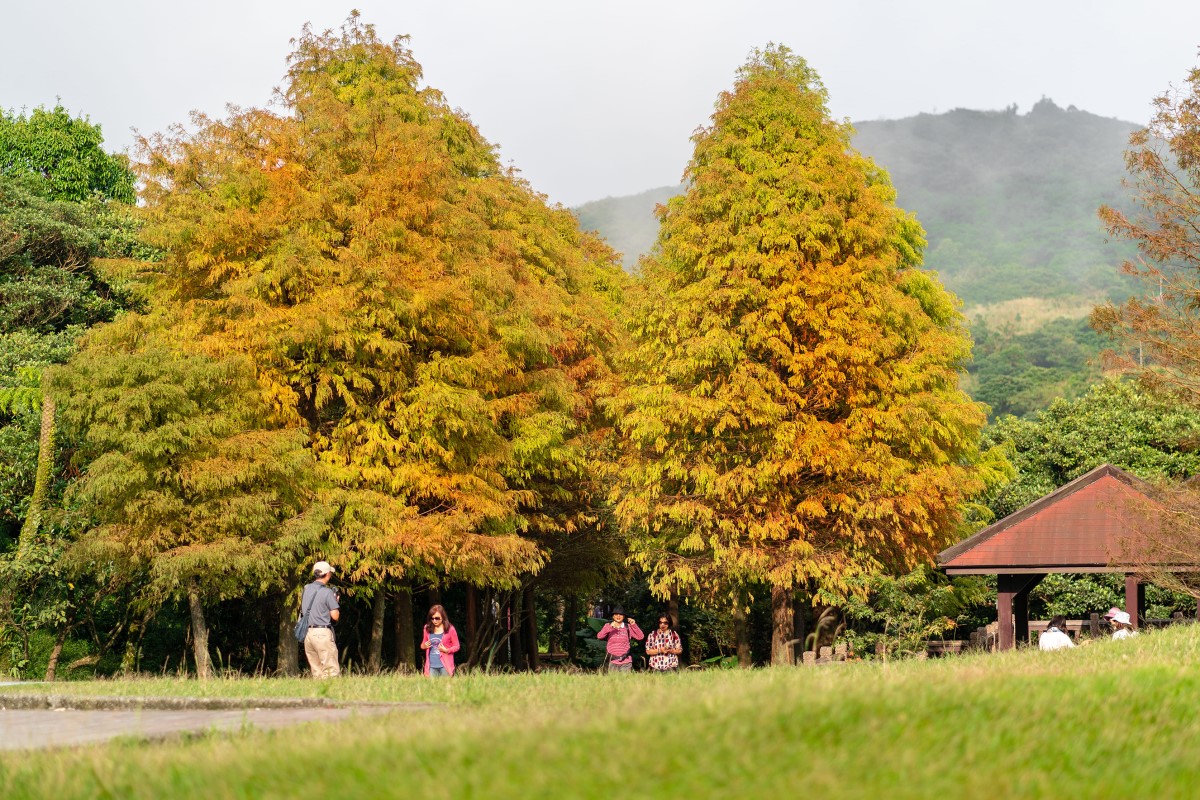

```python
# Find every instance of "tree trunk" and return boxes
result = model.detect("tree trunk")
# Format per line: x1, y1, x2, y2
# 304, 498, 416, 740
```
732, 598, 752, 668
18, 395, 55, 556
466, 585, 479, 652
523, 585, 540, 671
793, 594, 809, 655
567, 595, 579, 663
508, 593, 524, 670
771, 585, 795, 666
187, 582, 212, 680
549, 595, 565, 655
392, 586, 415, 673
366, 592, 386, 673
44, 626, 67, 682
120, 610, 151, 675
276, 590, 299, 676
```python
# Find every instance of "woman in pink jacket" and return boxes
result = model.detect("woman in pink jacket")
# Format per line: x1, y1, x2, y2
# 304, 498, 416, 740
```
421, 604, 461, 677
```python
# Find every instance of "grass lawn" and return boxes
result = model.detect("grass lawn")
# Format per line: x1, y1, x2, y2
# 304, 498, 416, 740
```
2, 626, 1200, 799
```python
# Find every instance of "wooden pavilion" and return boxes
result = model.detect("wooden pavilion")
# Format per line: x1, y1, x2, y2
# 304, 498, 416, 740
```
938, 463, 1199, 650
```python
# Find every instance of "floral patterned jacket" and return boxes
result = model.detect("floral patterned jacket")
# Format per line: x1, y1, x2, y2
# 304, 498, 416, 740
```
645, 628, 681, 671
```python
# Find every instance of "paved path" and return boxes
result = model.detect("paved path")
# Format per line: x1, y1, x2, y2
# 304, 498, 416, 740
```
1, 705, 398, 750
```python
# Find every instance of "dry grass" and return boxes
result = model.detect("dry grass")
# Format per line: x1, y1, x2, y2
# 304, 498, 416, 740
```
965, 295, 1100, 333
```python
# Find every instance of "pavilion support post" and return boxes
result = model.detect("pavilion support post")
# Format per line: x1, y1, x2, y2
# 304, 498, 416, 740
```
996, 574, 1045, 651
1125, 574, 1141, 630
997, 583, 1014, 652
1014, 588, 1031, 645
1138, 583, 1146, 628
1195, 596, 1200, 623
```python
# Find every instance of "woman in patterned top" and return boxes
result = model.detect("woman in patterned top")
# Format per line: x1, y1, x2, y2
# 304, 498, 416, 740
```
645, 614, 682, 671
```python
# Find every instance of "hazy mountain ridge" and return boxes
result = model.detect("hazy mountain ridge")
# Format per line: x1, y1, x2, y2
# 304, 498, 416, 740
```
575, 99, 1142, 307
574, 100, 1144, 417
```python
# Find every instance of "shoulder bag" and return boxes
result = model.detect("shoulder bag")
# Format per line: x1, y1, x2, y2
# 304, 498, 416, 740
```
293, 585, 317, 643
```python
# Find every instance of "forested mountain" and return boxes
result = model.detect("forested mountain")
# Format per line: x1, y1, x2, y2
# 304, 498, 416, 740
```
854, 99, 1139, 305
576, 99, 1138, 303
575, 100, 1142, 417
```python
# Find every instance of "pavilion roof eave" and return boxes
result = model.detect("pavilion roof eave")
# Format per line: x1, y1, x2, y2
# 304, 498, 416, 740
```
944, 564, 1200, 575
937, 464, 1150, 569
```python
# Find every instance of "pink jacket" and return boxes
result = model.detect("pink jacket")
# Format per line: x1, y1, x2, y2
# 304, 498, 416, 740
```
597, 621, 643, 663
422, 624, 460, 676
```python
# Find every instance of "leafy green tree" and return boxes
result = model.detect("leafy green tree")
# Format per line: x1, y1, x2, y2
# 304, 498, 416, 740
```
0, 110, 143, 677
51, 315, 325, 678
0, 106, 135, 203
611, 45, 989, 665
968, 317, 1104, 418
981, 378, 1200, 518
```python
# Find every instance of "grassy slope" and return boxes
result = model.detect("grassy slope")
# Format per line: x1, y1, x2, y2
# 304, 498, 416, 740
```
3, 626, 1200, 798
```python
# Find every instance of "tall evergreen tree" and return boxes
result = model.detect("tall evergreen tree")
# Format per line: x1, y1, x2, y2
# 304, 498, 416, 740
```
119, 15, 624, 667
611, 46, 987, 664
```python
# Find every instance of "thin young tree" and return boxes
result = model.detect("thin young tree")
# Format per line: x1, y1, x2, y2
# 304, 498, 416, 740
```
1093, 58, 1200, 593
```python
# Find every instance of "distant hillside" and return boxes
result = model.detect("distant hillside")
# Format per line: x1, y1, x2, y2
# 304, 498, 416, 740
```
574, 99, 1141, 306
855, 99, 1139, 305
574, 185, 681, 271
574, 100, 1147, 417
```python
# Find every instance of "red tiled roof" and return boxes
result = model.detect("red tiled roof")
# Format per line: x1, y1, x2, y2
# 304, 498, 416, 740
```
939, 464, 1164, 574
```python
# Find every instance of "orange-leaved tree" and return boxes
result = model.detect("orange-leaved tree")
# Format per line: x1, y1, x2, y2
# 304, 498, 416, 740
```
1094, 60, 1200, 399
131, 16, 625, 667
611, 45, 987, 665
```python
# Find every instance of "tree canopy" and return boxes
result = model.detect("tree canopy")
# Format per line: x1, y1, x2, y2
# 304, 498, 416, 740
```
610, 46, 988, 661
70, 15, 625, 611
0, 106, 135, 204
981, 378, 1200, 518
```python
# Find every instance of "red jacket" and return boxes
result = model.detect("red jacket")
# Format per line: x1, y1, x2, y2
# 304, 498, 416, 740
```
422, 624, 460, 676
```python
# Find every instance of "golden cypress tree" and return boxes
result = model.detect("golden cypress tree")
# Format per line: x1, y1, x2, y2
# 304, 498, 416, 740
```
132, 16, 624, 608
611, 46, 987, 664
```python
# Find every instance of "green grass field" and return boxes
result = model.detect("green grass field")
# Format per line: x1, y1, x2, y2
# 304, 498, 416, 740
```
3, 626, 1200, 799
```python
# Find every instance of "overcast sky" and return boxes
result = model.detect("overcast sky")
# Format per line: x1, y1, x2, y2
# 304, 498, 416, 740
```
3, 1, 1199, 206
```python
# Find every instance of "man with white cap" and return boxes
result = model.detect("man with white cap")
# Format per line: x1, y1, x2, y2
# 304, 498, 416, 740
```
301, 561, 341, 677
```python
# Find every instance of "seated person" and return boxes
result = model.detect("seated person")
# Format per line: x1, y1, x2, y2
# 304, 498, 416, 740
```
1038, 615, 1075, 651
1106, 610, 1139, 640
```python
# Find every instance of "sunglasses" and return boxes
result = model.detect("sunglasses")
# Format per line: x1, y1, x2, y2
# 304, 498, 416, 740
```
431, 616, 442, 621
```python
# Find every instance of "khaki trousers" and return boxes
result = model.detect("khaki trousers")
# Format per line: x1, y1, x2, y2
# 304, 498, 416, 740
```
304, 627, 340, 678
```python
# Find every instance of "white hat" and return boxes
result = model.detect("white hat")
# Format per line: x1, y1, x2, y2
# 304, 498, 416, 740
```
313, 560, 335, 575
1111, 610, 1132, 626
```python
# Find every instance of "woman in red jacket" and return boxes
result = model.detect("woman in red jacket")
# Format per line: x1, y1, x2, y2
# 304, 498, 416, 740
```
421, 604, 461, 677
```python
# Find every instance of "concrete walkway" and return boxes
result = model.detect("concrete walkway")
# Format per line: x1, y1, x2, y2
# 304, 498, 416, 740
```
0, 694, 423, 751
0, 706, 394, 750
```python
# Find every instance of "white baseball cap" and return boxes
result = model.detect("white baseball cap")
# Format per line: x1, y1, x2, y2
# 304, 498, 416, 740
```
313, 560, 335, 575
